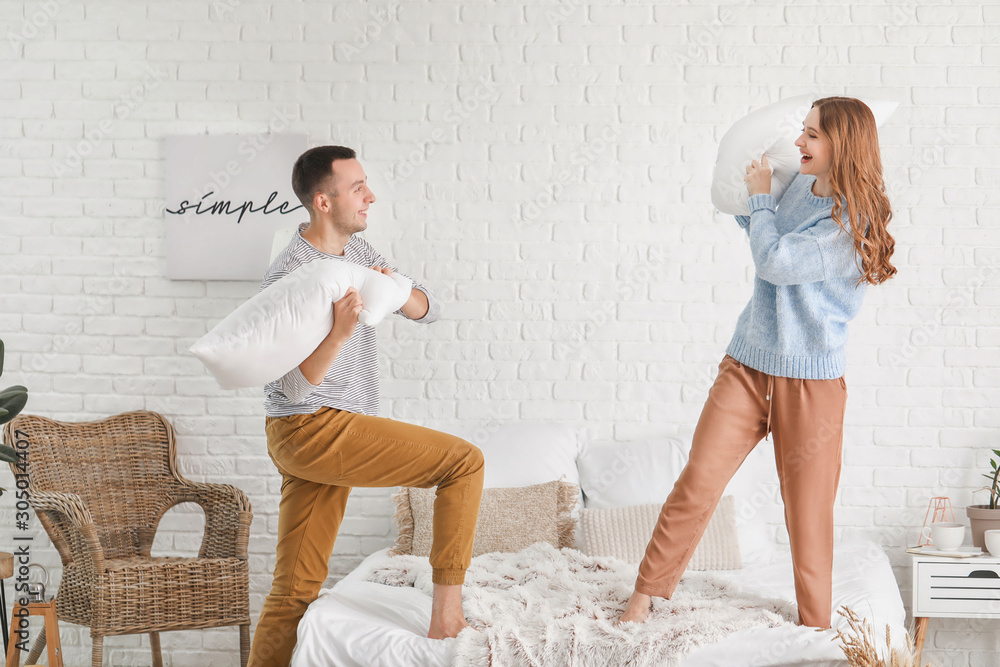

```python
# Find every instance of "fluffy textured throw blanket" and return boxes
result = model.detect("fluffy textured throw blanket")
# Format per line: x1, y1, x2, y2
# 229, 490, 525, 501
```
367, 542, 797, 667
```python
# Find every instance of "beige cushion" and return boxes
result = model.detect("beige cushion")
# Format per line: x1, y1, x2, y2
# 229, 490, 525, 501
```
579, 495, 742, 570
391, 480, 578, 558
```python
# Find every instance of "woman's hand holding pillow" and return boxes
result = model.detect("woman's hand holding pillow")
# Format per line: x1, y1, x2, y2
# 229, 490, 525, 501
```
744, 155, 772, 197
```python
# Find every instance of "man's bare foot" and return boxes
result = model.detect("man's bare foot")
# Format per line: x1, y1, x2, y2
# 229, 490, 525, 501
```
428, 583, 470, 639
616, 590, 653, 625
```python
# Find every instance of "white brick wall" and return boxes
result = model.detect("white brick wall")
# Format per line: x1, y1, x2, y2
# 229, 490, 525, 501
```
1, 1, 998, 664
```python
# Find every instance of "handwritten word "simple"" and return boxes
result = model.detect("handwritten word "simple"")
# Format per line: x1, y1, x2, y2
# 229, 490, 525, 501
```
165, 191, 304, 224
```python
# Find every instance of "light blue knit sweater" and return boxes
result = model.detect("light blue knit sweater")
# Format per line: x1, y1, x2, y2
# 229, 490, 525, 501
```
726, 173, 866, 380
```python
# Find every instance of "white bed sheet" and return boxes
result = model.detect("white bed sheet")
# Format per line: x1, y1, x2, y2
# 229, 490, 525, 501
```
291, 540, 905, 667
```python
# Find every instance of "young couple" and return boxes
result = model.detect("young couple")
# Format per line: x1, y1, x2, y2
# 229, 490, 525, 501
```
247, 96, 896, 666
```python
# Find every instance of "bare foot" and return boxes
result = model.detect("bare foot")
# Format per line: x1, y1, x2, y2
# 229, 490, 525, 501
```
616, 591, 653, 626
428, 583, 470, 639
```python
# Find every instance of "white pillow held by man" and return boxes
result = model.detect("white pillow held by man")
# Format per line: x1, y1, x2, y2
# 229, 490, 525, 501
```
190, 260, 412, 389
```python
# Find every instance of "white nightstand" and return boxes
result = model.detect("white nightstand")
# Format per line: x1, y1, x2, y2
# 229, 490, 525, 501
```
910, 551, 1000, 664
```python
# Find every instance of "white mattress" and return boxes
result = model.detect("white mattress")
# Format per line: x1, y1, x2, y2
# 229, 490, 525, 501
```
291, 540, 905, 667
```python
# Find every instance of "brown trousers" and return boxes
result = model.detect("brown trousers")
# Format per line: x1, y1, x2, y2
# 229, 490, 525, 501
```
248, 407, 485, 667
635, 355, 846, 628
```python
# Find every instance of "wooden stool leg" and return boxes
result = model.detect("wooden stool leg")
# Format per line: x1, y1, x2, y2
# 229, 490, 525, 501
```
5, 603, 23, 667
44, 604, 62, 667
913, 616, 929, 666
25, 626, 45, 664
150, 631, 163, 667
1, 581, 8, 654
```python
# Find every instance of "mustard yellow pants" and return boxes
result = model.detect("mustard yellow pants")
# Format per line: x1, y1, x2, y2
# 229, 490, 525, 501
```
248, 407, 484, 666
635, 355, 847, 629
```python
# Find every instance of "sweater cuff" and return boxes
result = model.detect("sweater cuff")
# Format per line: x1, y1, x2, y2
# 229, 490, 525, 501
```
747, 193, 777, 213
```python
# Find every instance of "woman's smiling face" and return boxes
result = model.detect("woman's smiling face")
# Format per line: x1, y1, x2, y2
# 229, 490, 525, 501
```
794, 107, 832, 181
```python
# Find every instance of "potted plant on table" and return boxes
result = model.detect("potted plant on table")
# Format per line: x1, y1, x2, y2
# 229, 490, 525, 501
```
967, 448, 1000, 549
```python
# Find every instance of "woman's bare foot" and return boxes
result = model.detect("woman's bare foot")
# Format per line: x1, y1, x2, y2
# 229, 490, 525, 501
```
428, 583, 470, 639
616, 590, 653, 625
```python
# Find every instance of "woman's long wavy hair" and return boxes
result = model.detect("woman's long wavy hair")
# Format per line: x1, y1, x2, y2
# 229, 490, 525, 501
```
813, 96, 896, 286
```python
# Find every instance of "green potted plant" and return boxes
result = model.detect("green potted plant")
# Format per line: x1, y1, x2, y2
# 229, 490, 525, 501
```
0, 339, 28, 466
967, 448, 1000, 549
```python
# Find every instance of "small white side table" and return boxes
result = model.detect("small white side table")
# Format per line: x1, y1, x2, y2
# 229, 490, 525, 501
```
911, 551, 1000, 665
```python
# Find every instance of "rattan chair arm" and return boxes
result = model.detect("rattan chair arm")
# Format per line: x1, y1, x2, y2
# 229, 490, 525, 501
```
29, 490, 106, 572
174, 481, 253, 560
31, 490, 95, 528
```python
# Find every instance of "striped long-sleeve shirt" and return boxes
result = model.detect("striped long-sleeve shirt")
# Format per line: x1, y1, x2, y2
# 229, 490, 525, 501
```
261, 224, 440, 417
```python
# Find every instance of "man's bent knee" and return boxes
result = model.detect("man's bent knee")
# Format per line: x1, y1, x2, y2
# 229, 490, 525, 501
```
459, 441, 484, 476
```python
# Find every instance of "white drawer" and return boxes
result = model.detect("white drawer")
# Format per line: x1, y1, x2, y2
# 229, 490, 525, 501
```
915, 560, 1000, 616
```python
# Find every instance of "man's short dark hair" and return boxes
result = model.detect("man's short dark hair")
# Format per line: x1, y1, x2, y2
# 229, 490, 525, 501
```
291, 145, 357, 210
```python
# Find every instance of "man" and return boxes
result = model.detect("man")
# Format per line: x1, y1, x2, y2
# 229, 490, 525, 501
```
248, 145, 484, 666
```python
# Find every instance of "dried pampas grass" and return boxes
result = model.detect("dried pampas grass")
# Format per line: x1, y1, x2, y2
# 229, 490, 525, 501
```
833, 606, 925, 667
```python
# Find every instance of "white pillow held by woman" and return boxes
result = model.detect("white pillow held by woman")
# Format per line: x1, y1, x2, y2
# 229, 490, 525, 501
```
711, 94, 898, 215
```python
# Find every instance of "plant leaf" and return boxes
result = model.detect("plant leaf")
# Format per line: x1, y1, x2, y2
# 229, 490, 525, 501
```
0, 385, 27, 400
0, 445, 18, 465
0, 387, 26, 425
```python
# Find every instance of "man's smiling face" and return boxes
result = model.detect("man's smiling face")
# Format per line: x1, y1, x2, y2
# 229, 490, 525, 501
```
321, 158, 376, 235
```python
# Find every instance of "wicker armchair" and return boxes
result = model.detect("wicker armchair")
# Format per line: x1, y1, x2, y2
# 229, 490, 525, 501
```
3, 411, 252, 667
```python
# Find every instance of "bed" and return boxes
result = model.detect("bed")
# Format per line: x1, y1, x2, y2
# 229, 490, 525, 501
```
290, 424, 907, 666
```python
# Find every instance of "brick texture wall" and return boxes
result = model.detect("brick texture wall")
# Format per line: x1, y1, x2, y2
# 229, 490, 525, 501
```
1, 1, 998, 664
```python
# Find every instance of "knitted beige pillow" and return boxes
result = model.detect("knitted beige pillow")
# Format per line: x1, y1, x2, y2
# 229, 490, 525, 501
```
579, 495, 742, 570
391, 480, 578, 558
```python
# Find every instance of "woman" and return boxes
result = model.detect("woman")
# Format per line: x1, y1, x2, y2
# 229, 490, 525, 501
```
618, 97, 896, 629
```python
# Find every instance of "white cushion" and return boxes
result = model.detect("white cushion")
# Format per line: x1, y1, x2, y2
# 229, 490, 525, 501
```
190, 259, 412, 389
578, 439, 688, 510
471, 422, 583, 488
579, 437, 777, 561
711, 94, 899, 215
579, 496, 742, 570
